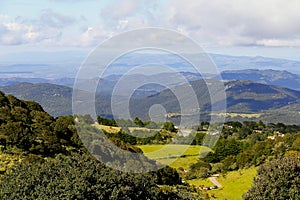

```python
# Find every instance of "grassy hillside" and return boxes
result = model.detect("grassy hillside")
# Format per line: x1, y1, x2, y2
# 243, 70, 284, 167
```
188, 167, 257, 200
138, 145, 211, 169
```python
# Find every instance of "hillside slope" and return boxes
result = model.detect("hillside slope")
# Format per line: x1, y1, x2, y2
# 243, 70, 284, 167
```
2, 80, 300, 124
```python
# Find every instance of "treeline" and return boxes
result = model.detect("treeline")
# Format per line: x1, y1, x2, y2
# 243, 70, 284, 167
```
184, 120, 300, 179
104, 129, 175, 145
97, 116, 177, 131
97, 116, 178, 145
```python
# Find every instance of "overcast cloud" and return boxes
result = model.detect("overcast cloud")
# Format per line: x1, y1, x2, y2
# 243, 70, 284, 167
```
0, 0, 300, 48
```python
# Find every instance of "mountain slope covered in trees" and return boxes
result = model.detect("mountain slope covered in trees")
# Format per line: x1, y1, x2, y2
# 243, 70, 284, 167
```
0, 92, 194, 199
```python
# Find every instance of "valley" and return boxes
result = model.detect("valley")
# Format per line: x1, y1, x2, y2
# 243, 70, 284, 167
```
2, 70, 300, 125
2, 1, 300, 199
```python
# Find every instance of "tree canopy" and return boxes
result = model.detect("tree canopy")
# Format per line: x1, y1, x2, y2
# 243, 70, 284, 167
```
243, 156, 300, 200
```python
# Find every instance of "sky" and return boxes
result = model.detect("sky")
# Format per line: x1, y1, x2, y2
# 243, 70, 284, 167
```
1, 0, 300, 61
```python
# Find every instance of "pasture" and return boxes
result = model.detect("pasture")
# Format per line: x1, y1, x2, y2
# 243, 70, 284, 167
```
137, 144, 211, 169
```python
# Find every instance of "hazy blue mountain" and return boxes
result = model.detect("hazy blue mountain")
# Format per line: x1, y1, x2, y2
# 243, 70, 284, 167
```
0, 77, 75, 87
131, 79, 300, 112
0, 82, 73, 116
2, 52, 300, 78
2, 79, 300, 124
221, 69, 300, 90
0, 82, 112, 117
210, 54, 300, 74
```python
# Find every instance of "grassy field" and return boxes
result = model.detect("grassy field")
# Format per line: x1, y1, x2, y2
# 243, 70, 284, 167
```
92, 124, 121, 133
188, 167, 257, 200
137, 145, 211, 169
93, 124, 160, 134
212, 112, 261, 118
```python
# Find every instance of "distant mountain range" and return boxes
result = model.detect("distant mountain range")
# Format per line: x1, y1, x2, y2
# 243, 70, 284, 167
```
2, 79, 300, 124
220, 69, 300, 90
129, 79, 300, 120
0, 77, 75, 87
1, 52, 300, 78
1, 68, 300, 91
210, 54, 300, 74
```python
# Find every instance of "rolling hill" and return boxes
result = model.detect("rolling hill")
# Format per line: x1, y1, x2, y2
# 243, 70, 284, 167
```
2, 80, 300, 124
130, 79, 300, 115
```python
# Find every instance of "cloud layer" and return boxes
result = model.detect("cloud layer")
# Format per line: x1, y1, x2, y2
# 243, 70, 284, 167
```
1, 0, 300, 47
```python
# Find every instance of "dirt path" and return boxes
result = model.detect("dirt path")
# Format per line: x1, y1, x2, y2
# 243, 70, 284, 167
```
208, 176, 222, 188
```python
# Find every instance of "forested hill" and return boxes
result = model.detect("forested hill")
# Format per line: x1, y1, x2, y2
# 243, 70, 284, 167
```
0, 82, 73, 116
0, 90, 81, 156
0, 91, 194, 199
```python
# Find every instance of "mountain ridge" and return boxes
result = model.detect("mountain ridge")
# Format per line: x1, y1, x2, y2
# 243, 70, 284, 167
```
2, 80, 300, 124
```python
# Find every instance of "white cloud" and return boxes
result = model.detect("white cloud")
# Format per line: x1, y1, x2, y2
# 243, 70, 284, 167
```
73, 26, 111, 47
0, 10, 76, 45
0, 20, 62, 45
1, 0, 300, 48
162, 0, 300, 47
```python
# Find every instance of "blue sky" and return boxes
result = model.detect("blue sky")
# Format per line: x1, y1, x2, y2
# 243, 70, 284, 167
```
1, 0, 300, 60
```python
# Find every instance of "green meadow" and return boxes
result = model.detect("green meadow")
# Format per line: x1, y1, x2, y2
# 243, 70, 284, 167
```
137, 144, 211, 169
139, 145, 257, 199
188, 167, 257, 200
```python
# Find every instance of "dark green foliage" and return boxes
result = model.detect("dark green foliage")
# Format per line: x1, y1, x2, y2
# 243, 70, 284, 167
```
0, 153, 184, 200
190, 160, 212, 171
155, 166, 182, 185
97, 116, 118, 126
163, 121, 177, 132
192, 132, 206, 145
134, 117, 145, 127
187, 160, 212, 179
203, 138, 242, 163
198, 122, 210, 131
0, 92, 80, 156
0, 92, 197, 199
104, 128, 173, 145
243, 156, 300, 200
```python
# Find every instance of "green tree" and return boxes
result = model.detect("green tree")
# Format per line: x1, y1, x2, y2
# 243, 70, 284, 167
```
133, 117, 144, 127
0, 153, 182, 200
243, 156, 300, 200
163, 121, 177, 132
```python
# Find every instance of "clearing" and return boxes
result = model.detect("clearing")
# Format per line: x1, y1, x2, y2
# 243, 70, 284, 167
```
137, 144, 211, 169
188, 167, 257, 200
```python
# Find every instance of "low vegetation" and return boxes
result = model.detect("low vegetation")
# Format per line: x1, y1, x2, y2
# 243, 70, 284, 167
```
244, 156, 300, 200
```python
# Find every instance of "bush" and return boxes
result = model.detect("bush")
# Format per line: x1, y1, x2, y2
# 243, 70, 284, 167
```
0, 153, 171, 200
243, 156, 300, 200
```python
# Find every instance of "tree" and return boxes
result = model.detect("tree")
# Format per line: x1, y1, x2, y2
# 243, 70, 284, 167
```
0, 153, 179, 200
134, 117, 144, 127
243, 156, 300, 200
163, 122, 177, 132
205, 138, 242, 163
